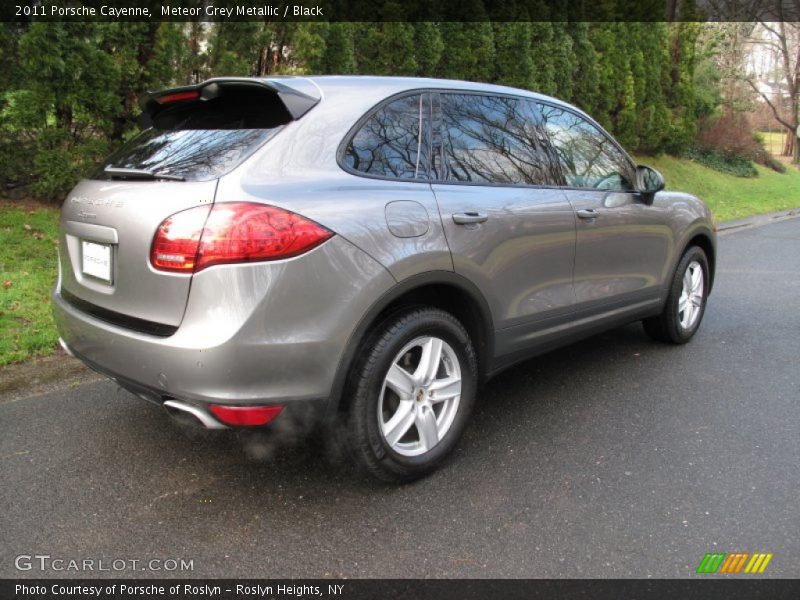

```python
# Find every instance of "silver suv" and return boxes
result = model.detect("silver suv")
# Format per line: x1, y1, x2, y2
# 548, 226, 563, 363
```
54, 76, 716, 481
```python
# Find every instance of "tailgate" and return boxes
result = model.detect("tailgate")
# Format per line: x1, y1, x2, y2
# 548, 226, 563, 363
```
59, 179, 217, 328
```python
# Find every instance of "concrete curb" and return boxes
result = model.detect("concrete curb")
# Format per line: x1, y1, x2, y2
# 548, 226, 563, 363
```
718, 208, 800, 233
0, 350, 103, 403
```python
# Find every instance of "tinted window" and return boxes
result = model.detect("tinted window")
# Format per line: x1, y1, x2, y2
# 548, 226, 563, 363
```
98, 90, 290, 181
440, 93, 550, 185
100, 129, 279, 182
343, 94, 427, 180
537, 103, 634, 191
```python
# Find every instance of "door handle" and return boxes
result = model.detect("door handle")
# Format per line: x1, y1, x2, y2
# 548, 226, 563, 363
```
452, 212, 488, 225
576, 209, 598, 220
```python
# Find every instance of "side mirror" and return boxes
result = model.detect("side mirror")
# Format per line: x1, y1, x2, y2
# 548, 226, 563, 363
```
635, 165, 665, 202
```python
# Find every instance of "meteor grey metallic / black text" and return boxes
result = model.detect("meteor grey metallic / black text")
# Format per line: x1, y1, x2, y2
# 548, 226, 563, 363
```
54, 76, 716, 481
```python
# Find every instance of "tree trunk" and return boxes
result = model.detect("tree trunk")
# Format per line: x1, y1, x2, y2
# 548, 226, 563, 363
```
665, 0, 678, 21
256, 46, 268, 76
795, 100, 799, 163
783, 127, 794, 156
188, 23, 203, 84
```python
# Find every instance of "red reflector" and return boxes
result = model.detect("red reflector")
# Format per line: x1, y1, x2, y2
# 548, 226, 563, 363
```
157, 90, 201, 104
150, 202, 333, 273
209, 404, 284, 427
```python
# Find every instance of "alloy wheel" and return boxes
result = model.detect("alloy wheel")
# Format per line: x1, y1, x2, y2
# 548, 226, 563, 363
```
678, 260, 704, 330
378, 336, 462, 457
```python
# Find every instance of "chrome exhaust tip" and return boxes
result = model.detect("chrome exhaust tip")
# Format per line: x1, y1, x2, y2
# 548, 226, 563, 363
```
163, 399, 228, 430
58, 337, 75, 358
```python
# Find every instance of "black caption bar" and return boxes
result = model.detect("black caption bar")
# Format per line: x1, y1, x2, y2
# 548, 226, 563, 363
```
4, 579, 800, 600
2, 0, 800, 22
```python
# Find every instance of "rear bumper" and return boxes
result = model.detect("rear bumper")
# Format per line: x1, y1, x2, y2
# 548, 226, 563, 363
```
53, 235, 395, 415
58, 339, 325, 430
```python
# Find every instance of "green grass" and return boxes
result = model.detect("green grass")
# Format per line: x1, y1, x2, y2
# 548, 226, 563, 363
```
635, 154, 800, 222
0, 202, 60, 365
2, 155, 800, 365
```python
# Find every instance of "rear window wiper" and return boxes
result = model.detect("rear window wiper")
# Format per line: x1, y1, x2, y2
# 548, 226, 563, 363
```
103, 167, 186, 182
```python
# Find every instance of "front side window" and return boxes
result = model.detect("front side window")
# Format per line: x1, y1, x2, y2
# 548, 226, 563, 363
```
537, 103, 634, 191
343, 93, 427, 180
440, 93, 550, 186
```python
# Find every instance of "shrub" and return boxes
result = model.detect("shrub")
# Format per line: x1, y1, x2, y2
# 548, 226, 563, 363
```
0, 137, 36, 193
30, 136, 109, 201
1, 89, 112, 201
694, 111, 785, 175
684, 148, 758, 177
760, 153, 787, 173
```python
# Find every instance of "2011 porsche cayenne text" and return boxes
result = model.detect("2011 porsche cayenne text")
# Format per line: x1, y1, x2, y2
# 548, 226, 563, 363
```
54, 76, 716, 481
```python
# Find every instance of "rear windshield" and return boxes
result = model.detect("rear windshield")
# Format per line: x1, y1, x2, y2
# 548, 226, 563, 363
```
95, 88, 291, 181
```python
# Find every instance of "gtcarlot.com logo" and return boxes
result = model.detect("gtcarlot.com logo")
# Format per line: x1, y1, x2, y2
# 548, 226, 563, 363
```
696, 552, 773, 574
15, 554, 194, 572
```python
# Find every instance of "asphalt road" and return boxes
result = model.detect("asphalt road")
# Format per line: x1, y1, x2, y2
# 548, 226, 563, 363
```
2, 217, 798, 579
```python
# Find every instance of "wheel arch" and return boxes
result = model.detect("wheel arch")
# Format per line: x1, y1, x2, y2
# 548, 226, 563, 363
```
685, 230, 716, 293
327, 271, 494, 416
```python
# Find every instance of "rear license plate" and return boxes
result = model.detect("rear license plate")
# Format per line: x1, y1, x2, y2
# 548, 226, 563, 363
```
81, 240, 113, 283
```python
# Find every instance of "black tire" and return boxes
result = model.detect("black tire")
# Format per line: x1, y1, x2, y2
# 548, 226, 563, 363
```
344, 307, 478, 482
643, 246, 709, 344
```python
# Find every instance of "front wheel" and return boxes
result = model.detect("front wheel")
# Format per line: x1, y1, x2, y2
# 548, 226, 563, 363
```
345, 308, 477, 482
643, 246, 710, 344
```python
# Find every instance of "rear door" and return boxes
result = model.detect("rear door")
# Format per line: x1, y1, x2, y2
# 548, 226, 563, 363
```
535, 102, 673, 312
431, 92, 576, 345
58, 80, 311, 328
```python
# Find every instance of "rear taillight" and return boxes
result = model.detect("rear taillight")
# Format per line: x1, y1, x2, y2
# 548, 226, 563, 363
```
150, 202, 333, 273
150, 205, 210, 272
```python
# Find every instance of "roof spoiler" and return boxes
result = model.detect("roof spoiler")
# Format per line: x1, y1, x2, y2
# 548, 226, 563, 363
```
140, 77, 321, 127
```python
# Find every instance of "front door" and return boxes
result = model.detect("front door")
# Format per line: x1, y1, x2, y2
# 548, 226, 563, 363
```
536, 102, 672, 312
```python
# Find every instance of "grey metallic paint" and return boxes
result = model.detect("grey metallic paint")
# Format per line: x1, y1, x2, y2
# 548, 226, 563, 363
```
55, 235, 394, 404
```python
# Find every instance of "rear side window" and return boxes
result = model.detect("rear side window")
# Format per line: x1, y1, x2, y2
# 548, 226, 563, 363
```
96, 88, 290, 181
537, 103, 635, 191
440, 93, 550, 186
342, 93, 428, 180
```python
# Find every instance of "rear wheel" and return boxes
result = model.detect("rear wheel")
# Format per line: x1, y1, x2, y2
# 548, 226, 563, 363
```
643, 246, 709, 344
345, 308, 477, 482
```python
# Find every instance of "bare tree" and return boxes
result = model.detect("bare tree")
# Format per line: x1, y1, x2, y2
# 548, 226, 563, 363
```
698, 23, 758, 115
744, 17, 800, 162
